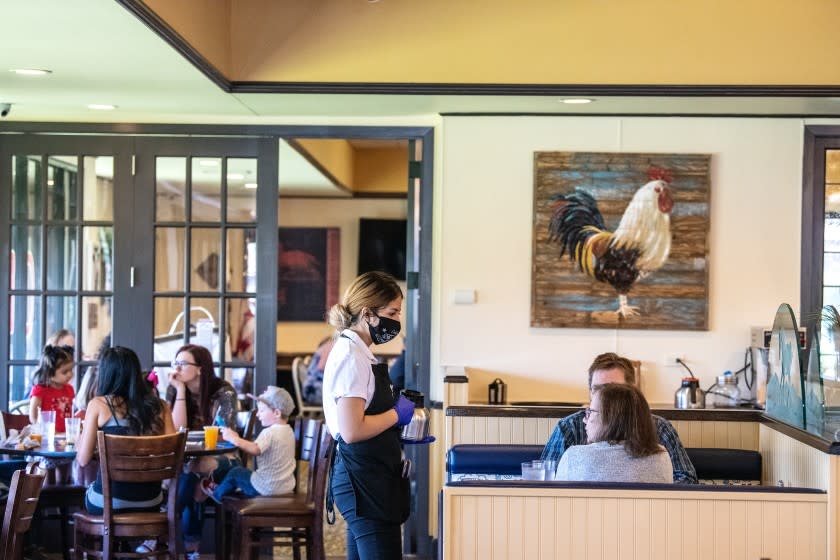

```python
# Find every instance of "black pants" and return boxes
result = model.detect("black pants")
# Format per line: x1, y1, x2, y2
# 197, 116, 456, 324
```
331, 460, 402, 560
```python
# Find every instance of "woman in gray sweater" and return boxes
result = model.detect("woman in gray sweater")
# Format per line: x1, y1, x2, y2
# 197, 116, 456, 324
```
556, 383, 673, 483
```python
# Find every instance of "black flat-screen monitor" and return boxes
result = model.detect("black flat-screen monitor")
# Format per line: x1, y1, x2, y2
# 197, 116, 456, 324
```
357, 218, 407, 281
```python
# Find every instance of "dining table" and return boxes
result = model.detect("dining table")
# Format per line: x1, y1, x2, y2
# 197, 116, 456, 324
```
0, 432, 238, 485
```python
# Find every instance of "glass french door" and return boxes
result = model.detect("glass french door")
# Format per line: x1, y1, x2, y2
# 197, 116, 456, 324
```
0, 136, 131, 407
133, 137, 278, 405
0, 134, 278, 409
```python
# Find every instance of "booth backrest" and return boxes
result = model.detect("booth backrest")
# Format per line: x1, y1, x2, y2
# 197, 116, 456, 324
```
447, 444, 763, 484
685, 447, 761, 482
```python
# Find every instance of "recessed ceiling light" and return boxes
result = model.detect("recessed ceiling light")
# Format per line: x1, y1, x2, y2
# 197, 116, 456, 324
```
87, 104, 116, 110
10, 68, 51, 76
199, 160, 219, 167
244, 183, 258, 189
227, 173, 244, 180
560, 98, 594, 104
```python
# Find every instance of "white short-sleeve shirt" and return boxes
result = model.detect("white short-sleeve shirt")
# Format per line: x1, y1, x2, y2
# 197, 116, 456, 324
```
322, 329, 378, 438
250, 423, 296, 495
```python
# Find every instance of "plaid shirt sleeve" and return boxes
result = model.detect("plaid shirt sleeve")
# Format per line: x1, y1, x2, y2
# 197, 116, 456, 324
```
541, 411, 587, 461
654, 415, 698, 484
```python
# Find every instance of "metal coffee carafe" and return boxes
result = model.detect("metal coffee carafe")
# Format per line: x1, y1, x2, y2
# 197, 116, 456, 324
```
488, 378, 507, 405
674, 377, 705, 409
399, 389, 430, 441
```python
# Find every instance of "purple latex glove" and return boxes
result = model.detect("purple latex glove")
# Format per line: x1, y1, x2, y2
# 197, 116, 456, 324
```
393, 395, 415, 426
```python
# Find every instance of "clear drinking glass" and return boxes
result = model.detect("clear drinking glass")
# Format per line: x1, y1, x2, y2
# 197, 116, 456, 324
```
521, 461, 546, 481
39, 410, 56, 446
543, 459, 558, 481
65, 417, 82, 445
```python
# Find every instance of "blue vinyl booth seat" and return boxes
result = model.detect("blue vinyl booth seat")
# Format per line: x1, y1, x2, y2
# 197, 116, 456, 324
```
446, 444, 763, 485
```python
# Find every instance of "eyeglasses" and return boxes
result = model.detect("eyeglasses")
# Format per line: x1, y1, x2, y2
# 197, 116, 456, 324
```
171, 360, 198, 368
584, 407, 600, 419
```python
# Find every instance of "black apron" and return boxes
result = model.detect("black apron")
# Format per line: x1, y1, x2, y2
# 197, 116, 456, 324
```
334, 362, 410, 523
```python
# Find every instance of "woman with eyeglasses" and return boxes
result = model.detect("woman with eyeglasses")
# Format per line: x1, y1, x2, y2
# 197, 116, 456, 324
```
556, 383, 673, 483
165, 343, 238, 560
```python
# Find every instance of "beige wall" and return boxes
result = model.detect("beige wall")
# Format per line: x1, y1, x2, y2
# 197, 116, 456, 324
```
434, 116, 813, 404
276, 197, 407, 355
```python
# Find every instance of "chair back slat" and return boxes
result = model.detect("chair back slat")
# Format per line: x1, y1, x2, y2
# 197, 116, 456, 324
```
0, 463, 46, 558
300, 418, 321, 497
311, 424, 334, 508
97, 431, 186, 519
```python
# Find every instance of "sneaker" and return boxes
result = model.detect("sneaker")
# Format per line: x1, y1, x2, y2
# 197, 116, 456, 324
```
185, 552, 201, 560
199, 478, 221, 504
135, 539, 156, 559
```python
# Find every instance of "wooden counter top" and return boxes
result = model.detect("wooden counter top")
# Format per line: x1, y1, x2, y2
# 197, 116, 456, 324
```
446, 403, 764, 422
445, 403, 840, 454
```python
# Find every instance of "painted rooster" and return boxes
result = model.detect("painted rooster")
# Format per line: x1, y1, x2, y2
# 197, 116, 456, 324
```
548, 167, 675, 317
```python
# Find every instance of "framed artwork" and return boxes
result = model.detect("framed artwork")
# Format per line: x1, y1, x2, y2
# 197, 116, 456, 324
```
531, 152, 711, 331
278, 227, 340, 322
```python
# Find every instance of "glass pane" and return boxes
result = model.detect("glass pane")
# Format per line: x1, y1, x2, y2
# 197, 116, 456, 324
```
156, 157, 186, 222
154, 297, 185, 364
81, 296, 111, 361
47, 156, 78, 220
46, 225, 78, 290
83, 156, 114, 221
82, 226, 114, 291
227, 158, 257, 222
226, 366, 253, 408
827, 150, 840, 184
155, 227, 185, 292
226, 228, 256, 292
10, 225, 42, 291
189, 297, 221, 361
11, 155, 41, 220
192, 157, 221, 222
9, 365, 37, 404
826, 217, 840, 252
46, 296, 77, 351
825, 253, 840, 286
9, 295, 42, 360
227, 297, 255, 363
825, 287, 840, 309
191, 228, 221, 292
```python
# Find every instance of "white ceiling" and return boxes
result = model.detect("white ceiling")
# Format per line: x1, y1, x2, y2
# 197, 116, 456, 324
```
3, 0, 840, 124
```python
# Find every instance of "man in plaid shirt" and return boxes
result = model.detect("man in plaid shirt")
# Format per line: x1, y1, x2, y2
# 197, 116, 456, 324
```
541, 352, 697, 484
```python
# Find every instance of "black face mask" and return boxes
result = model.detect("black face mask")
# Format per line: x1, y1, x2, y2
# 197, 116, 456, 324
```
367, 312, 401, 345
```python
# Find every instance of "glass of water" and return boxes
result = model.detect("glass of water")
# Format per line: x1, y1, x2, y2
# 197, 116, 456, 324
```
543, 459, 558, 481
521, 460, 546, 481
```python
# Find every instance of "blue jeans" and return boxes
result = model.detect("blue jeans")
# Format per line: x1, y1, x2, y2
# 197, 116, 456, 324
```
178, 456, 238, 547
331, 460, 402, 560
212, 466, 259, 501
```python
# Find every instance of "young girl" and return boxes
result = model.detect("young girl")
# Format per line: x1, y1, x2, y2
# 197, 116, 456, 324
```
29, 344, 75, 433
201, 386, 296, 503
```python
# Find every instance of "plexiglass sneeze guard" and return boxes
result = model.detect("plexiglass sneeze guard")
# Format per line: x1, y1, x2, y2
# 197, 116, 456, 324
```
765, 303, 806, 429
804, 305, 840, 440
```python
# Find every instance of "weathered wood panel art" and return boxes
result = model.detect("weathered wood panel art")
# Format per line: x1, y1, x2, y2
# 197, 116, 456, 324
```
531, 152, 710, 330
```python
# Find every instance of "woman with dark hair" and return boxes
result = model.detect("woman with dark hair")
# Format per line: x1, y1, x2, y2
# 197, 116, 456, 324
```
556, 383, 673, 483
76, 346, 175, 513
165, 344, 238, 559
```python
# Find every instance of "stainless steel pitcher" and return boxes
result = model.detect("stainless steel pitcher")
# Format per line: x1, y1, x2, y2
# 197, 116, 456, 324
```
674, 377, 706, 409
488, 378, 507, 405
399, 389, 430, 441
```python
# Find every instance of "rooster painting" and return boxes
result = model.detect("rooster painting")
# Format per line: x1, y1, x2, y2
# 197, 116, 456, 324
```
547, 166, 675, 317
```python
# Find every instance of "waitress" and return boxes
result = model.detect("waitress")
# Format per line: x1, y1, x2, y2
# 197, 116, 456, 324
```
323, 271, 415, 560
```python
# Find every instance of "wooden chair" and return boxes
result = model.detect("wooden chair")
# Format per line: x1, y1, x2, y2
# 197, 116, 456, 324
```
1, 410, 84, 560
0, 463, 46, 559
218, 419, 333, 560
73, 431, 187, 560
291, 357, 324, 418
236, 409, 258, 469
